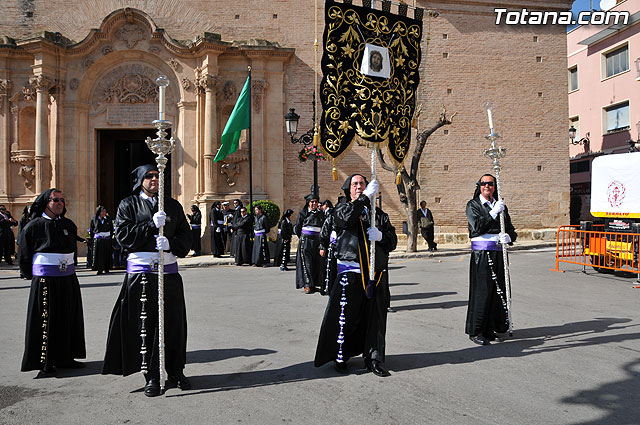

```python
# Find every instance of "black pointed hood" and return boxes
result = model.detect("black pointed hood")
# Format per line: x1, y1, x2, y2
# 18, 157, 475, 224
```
131, 164, 158, 194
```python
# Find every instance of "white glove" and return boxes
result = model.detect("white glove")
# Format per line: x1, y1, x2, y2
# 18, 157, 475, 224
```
498, 232, 511, 244
155, 235, 170, 251
153, 211, 167, 228
489, 200, 505, 219
363, 179, 379, 198
367, 226, 382, 242
216, 227, 221, 233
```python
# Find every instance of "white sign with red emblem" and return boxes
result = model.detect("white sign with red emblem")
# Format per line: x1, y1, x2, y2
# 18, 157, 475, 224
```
591, 152, 640, 218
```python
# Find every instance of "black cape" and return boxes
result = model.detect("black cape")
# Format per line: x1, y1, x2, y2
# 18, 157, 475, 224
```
465, 196, 517, 338
294, 208, 325, 289
252, 214, 270, 266
20, 213, 86, 371
232, 214, 253, 265
209, 207, 225, 257
314, 195, 397, 367
274, 216, 293, 268
90, 215, 113, 272
102, 193, 192, 377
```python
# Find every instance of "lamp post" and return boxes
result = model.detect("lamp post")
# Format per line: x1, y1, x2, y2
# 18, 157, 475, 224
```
626, 121, 640, 153
285, 94, 319, 199
569, 126, 590, 152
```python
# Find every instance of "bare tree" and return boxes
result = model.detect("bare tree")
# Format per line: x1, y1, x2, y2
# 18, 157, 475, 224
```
378, 107, 455, 252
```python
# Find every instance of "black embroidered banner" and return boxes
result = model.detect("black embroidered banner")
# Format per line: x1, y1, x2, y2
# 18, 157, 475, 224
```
320, 0, 423, 168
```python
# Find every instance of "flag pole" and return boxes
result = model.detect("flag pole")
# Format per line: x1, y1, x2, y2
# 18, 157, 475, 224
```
248, 66, 253, 212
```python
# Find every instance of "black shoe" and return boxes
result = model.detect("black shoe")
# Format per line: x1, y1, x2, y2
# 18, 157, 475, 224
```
144, 378, 161, 397
469, 335, 490, 346
59, 360, 85, 369
97, 271, 103, 275
167, 372, 192, 390
334, 361, 348, 374
280, 266, 285, 271
36, 365, 56, 378
365, 359, 390, 377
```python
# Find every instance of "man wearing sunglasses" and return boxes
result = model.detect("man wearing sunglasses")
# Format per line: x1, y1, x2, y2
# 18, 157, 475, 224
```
102, 164, 192, 397
19, 189, 86, 377
465, 174, 517, 346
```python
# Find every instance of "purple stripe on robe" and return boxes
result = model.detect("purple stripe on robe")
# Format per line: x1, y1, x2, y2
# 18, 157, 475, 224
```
471, 240, 501, 251
32, 263, 76, 277
337, 263, 360, 274
127, 262, 179, 274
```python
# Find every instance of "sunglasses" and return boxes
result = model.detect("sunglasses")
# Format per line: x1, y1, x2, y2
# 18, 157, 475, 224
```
144, 173, 159, 179
49, 197, 65, 203
479, 181, 495, 187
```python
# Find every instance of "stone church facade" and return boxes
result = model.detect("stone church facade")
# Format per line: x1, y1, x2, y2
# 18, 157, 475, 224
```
0, 1, 572, 250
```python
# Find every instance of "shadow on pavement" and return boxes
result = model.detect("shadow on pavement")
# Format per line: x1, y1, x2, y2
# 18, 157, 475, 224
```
561, 358, 640, 425
391, 291, 457, 301
187, 348, 277, 364
392, 300, 468, 312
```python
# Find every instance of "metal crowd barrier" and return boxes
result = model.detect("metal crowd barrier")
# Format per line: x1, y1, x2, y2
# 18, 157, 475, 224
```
551, 224, 640, 285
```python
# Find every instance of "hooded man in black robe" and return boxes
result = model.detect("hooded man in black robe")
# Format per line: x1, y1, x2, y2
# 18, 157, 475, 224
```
251, 204, 270, 267
274, 209, 294, 271
89, 205, 113, 274
294, 194, 325, 293
187, 204, 202, 257
232, 205, 252, 265
465, 174, 517, 346
314, 174, 397, 376
102, 164, 192, 397
319, 199, 338, 296
20, 188, 86, 377
209, 201, 225, 257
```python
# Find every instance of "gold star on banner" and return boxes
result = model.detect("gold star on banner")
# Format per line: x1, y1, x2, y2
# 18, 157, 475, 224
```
342, 44, 355, 57
339, 120, 352, 131
372, 96, 382, 108
390, 127, 400, 138
395, 56, 405, 67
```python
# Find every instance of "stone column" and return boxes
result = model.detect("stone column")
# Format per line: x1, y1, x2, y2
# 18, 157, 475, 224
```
0, 80, 11, 196
200, 74, 218, 196
30, 75, 54, 194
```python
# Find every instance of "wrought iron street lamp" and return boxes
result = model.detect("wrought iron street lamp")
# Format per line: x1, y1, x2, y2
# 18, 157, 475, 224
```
285, 94, 319, 198
569, 126, 590, 151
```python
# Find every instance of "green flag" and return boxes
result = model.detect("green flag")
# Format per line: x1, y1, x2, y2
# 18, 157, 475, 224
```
214, 76, 250, 162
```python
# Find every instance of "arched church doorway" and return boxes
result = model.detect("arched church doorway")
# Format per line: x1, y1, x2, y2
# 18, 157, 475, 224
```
97, 129, 172, 216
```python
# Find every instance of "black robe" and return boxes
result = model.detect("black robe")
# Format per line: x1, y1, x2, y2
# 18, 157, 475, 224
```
230, 206, 243, 257
19, 216, 86, 371
251, 214, 270, 266
90, 216, 113, 273
465, 197, 517, 338
102, 194, 192, 378
209, 207, 225, 257
187, 209, 202, 255
315, 197, 397, 367
232, 214, 253, 265
319, 209, 337, 295
294, 208, 325, 289
274, 217, 293, 268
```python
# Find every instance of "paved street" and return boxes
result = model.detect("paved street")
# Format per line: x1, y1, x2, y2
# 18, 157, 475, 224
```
0, 248, 638, 425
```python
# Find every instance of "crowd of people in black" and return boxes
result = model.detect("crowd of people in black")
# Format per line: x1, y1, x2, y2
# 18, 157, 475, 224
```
10, 167, 514, 392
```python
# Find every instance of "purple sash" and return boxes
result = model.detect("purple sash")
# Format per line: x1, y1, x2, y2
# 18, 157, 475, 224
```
127, 262, 179, 274
471, 240, 501, 251
32, 263, 76, 277
301, 229, 319, 236
254, 230, 266, 236
95, 235, 110, 239
337, 262, 360, 274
